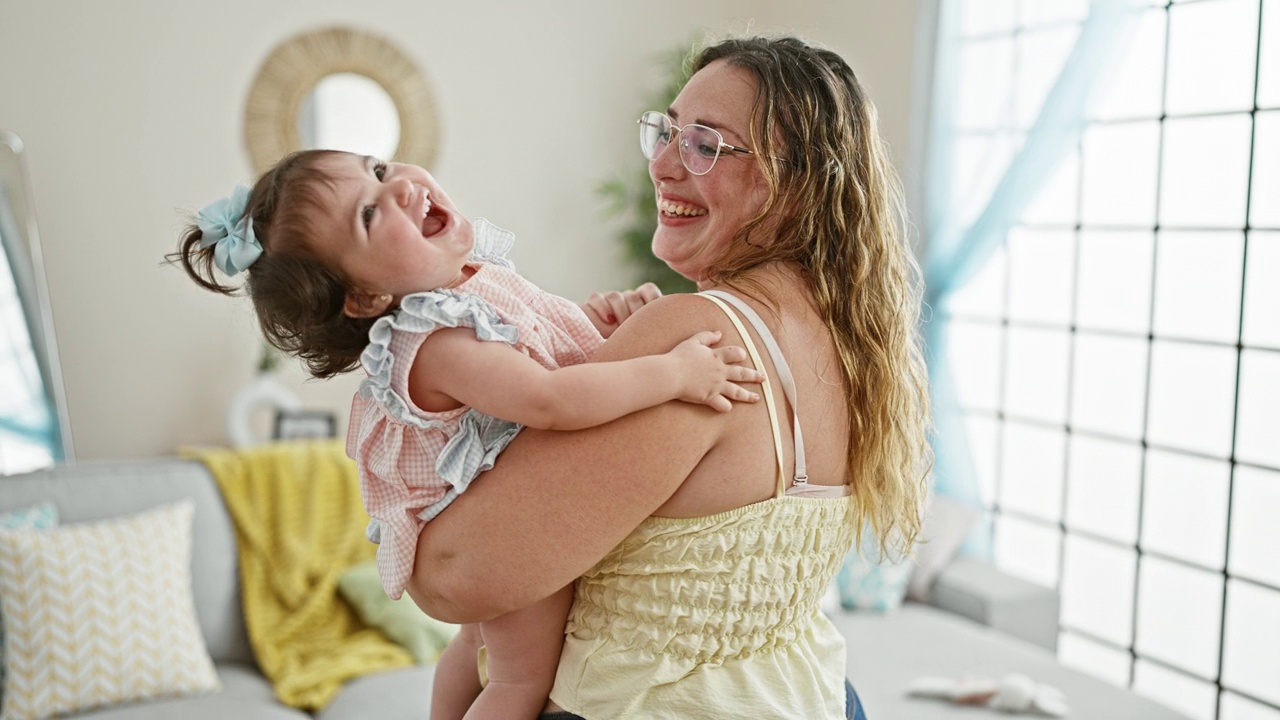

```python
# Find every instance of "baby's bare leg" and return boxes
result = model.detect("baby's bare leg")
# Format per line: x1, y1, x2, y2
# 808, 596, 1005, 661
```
431, 622, 484, 720
464, 585, 573, 720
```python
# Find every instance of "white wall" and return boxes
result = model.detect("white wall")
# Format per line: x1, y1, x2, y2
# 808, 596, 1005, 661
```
0, 0, 920, 459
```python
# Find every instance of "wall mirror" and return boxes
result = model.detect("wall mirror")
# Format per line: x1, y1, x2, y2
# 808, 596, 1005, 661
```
0, 130, 73, 473
297, 72, 401, 160
244, 27, 440, 174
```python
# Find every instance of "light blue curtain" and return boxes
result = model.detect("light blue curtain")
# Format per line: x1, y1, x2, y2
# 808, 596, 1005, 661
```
919, 0, 1140, 553
0, 187, 60, 458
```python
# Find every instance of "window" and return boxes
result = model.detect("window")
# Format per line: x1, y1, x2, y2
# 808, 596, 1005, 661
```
936, 1, 1280, 718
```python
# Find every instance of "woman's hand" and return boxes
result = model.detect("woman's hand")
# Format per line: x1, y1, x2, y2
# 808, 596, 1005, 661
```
582, 282, 662, 337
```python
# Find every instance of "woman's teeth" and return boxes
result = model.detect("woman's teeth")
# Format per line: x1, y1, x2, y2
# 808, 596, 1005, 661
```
660, 200, 707, 217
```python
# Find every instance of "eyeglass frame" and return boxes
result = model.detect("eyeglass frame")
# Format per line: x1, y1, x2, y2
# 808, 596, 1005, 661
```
638, 111, 756, 176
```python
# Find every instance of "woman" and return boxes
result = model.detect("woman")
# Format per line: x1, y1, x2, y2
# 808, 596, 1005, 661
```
406, 35, 932, 719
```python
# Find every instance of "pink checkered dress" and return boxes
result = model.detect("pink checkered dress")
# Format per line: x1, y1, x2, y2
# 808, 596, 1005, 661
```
346, 222, 604, 599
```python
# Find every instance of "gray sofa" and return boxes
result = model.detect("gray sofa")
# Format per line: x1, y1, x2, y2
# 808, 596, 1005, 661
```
838, 558, 1192, 718
1, 458, 1189, 719
2, 458, 435, 720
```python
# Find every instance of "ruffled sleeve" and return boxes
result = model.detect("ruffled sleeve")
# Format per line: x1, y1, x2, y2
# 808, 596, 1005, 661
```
357, 289, 520, 428
469, 218, 517, 269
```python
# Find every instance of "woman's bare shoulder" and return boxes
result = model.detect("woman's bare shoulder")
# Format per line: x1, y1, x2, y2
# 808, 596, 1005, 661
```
591, 292, 735, 361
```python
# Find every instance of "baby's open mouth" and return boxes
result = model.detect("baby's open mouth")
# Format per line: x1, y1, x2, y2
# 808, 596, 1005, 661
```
421, 202, 448, 238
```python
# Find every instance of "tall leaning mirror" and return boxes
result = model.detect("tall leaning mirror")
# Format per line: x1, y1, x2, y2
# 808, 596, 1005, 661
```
0, 130, 73, 473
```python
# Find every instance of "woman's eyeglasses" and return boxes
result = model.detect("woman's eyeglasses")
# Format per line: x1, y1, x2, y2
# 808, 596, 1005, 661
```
638, 111, 754, 175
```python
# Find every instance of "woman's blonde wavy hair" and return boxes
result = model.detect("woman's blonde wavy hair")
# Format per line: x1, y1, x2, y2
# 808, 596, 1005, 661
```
694, 36, 933, 557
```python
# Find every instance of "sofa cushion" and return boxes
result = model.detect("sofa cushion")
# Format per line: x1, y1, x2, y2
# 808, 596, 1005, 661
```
835, 534, 914, 611
0, 459, 253, 665
905, 495, 980, 603
0, 503, 58, 709
834, 604, 1191, 719
338, 560, 459, 665
836, 552, 914, 611
66, 664, 309, 720
0, 503, 57, 531
315, 666, 435, 720
837, 494, 981, 612
0, 502, 220, 720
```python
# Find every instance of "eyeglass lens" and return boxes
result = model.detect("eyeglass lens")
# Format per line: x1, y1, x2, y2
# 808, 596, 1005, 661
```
639, 111, 723, 175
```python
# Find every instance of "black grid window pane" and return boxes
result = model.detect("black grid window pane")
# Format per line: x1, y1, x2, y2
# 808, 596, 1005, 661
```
940, 1, 1280, 717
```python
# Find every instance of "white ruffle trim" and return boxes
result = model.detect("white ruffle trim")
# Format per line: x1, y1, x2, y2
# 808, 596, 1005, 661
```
470, 218, 516, 269
435, 409, 520, 485
357, 289, 519, 431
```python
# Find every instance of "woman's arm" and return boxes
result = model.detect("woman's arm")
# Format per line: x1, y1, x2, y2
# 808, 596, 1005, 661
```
414, 325, 760, 430
405, 294, 739, 623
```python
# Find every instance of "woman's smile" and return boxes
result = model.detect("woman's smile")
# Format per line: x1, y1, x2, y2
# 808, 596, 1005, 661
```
658, 192, 709, 220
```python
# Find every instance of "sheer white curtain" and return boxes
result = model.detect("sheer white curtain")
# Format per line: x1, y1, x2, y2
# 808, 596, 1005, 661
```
919, 0, 1137, 547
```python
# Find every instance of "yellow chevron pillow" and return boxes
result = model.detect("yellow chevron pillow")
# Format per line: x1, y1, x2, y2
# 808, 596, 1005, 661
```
0, 501, 220, 720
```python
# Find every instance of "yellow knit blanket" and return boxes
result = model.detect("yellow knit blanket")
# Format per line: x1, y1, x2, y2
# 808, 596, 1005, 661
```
189, 440, 412, 709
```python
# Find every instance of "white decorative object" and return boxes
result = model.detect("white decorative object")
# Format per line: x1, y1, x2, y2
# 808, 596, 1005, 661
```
226, 372, 301, 449
907, 674, 1070, 717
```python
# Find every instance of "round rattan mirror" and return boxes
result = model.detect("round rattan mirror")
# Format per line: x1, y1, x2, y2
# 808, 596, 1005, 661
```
244, 27, 440, 174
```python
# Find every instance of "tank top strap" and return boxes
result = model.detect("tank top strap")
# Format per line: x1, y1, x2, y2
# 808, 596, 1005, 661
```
697, 291, 788, 499
701, 290, 808, 487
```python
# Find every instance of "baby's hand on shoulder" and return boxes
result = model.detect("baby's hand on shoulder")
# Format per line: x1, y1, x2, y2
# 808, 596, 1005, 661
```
667, 330, 765, 413
581, 282, 663, 338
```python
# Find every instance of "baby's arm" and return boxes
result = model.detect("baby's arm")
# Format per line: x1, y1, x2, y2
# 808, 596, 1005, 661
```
411, 327, 765, 431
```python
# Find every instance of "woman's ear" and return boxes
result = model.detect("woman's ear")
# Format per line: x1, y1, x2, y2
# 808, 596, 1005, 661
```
343, 290, 394, 318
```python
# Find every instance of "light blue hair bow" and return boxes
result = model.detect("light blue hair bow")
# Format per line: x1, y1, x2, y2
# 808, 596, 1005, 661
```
197, 185, 262, 276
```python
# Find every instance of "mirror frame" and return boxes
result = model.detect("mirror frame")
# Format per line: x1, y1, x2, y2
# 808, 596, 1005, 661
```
0, 129, 75, 462
244, 27, 440, 175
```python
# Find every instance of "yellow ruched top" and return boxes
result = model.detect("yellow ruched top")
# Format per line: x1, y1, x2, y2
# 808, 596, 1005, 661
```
548, 292, 857, 719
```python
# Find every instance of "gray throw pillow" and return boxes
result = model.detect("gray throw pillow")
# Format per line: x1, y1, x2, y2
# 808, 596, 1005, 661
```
906, 495, 980, 603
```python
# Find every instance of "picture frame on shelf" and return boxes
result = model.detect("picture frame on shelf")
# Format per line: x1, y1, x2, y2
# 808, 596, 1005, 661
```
273, 409, 337, 442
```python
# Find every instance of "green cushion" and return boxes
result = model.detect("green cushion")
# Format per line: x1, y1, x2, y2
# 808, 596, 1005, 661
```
337, 560, 459, 665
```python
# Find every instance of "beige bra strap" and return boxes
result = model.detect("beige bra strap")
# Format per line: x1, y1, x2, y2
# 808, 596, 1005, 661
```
702, 290, 807, 485
698, 292, 788, 499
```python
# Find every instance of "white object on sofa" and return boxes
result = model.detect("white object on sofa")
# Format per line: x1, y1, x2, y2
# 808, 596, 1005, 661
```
907, 673, 1070, 717
833, 561, 1193, 719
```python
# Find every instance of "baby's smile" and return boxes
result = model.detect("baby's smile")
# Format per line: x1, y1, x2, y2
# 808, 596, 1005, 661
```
421, 197, 448, 238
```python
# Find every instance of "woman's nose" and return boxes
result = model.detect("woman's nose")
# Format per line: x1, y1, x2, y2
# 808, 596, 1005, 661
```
650, 135, 685, 181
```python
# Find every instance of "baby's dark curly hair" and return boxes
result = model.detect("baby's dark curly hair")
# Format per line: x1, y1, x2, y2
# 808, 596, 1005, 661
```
168, 149, 381, 378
